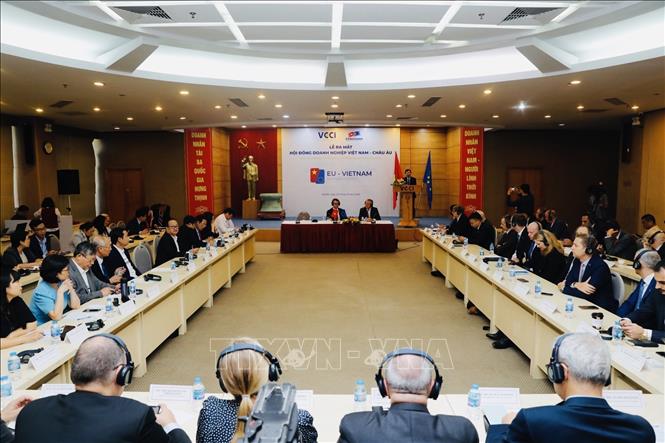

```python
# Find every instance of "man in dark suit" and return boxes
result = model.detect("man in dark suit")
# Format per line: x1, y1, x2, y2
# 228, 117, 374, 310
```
14, 334, 190, 443
559, 235, 617, 313
544, 209, 569, 241
28, 219, 55, 259
618, 249, 659, 317
106, 228, 141, 278
90, 235, 124, 284
358, 199, 381, 221
506, 184, 534, 220
463, 211, 495, 250
179, 215, 206, 252
126, 206, 150, 236
403, 169, 417, 218
487, 333, 655, 443
447, 205, 471, 238
338, 350, 478, 443
68, 241, 116, 304
326, 198, 348, 221
156, 218, 186, 266
602, 220, 636, 260
621, 260, 665, 344
521, 222, 542, 271
650, 231, 665, 261
510, 214, 531, 263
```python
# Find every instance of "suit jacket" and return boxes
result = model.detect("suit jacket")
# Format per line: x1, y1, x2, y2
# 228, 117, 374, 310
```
2, 247, 36, 269
470, 220, 495, 250
403, 176, 416, 185
449, 214, 471, 238
70, 230, 88, 249
656, 243, 665, 261
126, 218, 146, 236
507, 194, 534, 219
514, 228, 531, 262
627, 282, 665, 343
14, 390, 190, 443
563, 254, 617, 313
326, 208, 348, 221
534, 249, 567, 284
338, 402, 478, 443
486, 396, 654, 443
548, 218, 569, 240
29, 235, 53, 259
604, 231, 637, 260
67, 261, 113, 304
91, 258, 112, 283
358, 207, 381, 220
496, 229, 517, 258
106, 246, 141, 277
180, 225, 205, 251
522, 242, 541, 272
618, 277, 657, 317
155, 234, 186, 266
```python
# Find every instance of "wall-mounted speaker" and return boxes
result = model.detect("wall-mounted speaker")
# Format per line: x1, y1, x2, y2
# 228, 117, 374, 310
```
57, 169, 80, 195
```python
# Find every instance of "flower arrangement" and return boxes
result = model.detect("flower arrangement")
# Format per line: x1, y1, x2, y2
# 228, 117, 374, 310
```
342, 217, 360, 225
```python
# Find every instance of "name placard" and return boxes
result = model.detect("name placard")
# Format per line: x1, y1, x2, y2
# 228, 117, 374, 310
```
613, 347, 646, 373
479, 262, 490, 272
295, 390, 314, 411
538, 300, 558, 315
147, 286, 161, 299
40, 383, 75, 397
149, 384, 193, 402
65, 323, 90, 346
492, 271, 504, 282
30, 346, 62, 372
602, 389, 644, 410
118, 301, 136, 316
514, 283, 529, 297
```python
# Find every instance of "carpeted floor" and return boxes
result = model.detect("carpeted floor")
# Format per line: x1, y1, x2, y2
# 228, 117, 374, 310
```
127, 241, 553, 395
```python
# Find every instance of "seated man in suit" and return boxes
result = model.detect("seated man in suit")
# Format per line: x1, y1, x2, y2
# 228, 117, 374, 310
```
602, 220, 636, 260
487, 333, 655, 443
195, 214, 212, 242
90, 235, 124, 284
508, 214, 530, 263
461, 211, 495, 250
68, 241, 116, 304
156, 218, 186, 266
13, 334, 190, 443
617, 249, 660, 317
126, 206, 150, 236
544, 209, 570, 242
621, 259, 665, 344
28, 219, 57, 259
358, 199, 381, 221
520, 221, 542, 272
326, 198, 348, 221
558, 235, 617, 313
106, 228, 141, 278
338, 348, 478, 443
447, 205, 471, 238
70, 222, 96, 250
180, 215, 205, 252
648, 230, 665, 261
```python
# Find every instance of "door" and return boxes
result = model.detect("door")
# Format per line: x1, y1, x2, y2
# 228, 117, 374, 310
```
506, 168, 543, 213
105, 168, 144, 222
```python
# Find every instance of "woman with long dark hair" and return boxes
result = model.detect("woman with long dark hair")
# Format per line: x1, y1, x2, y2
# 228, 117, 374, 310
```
1, 267, 43, 349
33, 197, 61, 236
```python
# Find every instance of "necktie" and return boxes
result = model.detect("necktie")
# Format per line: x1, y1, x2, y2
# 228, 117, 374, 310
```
636, 280, 646, 309
579, 262, 586, 282
528, 242, 536, 258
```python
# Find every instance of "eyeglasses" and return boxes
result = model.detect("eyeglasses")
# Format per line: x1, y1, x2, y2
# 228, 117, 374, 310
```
167, 225, 179, 229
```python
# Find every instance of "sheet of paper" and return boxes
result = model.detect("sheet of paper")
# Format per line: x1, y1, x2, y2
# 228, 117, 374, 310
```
149, 384, 193, 402
602, 389, 644, 410
40, 383, 75, 397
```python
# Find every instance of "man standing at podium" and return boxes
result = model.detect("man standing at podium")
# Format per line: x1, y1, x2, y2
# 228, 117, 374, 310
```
403, 169, 416, 218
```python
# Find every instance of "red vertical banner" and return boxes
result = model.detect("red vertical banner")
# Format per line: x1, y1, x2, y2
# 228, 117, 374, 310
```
184, 128, 214, 215
459, 127, 484, 209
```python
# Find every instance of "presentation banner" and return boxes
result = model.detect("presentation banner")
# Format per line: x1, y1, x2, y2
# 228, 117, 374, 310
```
459, 127, 484, 210
281, 128, 400, 217
184, 128, 214, 215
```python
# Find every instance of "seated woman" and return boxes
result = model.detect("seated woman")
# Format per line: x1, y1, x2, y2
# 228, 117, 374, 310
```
533, 230, 567, 284
1, 268, 43, 349
197, 338, 318, 443
325, 198, 348, 221
29, 255, 81, 325
2, 228, 41, 271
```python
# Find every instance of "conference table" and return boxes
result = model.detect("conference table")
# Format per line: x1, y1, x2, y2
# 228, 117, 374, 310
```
2, 389, 662, 442
280, 220, 397, 253
421, 229, 665, 395
0, 230, 257, 390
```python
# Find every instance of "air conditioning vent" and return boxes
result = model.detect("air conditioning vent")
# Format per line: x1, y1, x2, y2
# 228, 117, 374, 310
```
115, 6, 172, 20
50, 100, 73, 108
257, 117, 274, 121
501, 7, 560, 23
396, 116, 417, 120
604, 98, 628, 106
229, 98, 249, 107
421, 97, 441, 107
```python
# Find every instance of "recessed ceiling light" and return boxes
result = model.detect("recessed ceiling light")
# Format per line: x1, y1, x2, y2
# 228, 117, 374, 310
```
331, 96, 339, 100
230, 115, 238, 119
483, 89, 492, 95
544, 114, 552, 119
395, 124, 401, 127
274, 104, 282, 108
282, 114, 289, 119
241, 125, 247, 128
35, 108, 44, 113
458, 104, 466, 109
93, 107, 101, 112
577, 105, 584, 110
395, 104, 403, 108
179, 116, 186, 120
386, 114, 393, 118
440, 114, 447, 118
113, 126, 120, 130
154, 106, 162, 111
126, 116, 133, 121
407, 94, 416, 99
517, 102, 527, 111
271, 124, 277, 128
558, 123, 565, 127
179, 90, 189, 95
492, 114, 499, 118
365, 123, 370, 127
304, 124, 308, 127
631, 105, 639, 110
93, 81, 104, 87
258, 94, 266, 99
331, 104, 339, 108
214, 105, 222, 109
569, 80, 581, 85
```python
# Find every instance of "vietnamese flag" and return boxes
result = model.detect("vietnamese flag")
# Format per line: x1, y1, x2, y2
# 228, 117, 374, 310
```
310, 168, 320, 183
393, 153, 403, 209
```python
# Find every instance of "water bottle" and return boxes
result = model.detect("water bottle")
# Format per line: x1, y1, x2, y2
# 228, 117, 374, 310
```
489, 243, 495, 255
463, 237, 469, 250
193, 376, 205, 401
467, 384, 482, 421
565, 297, 574, 319
187, 250, 193, 262
479, 248, 485, 257
105, 297, 114, 317
128, 279, 136, 298
205, 243, 211, 257
50, 320, 61, 343
497, 257, 504, 270
170, 261, 177, 283
0, 375, 12, 398
534, 281, 542, 298
612, 319, 623, 343
509, 267, 516, 280
7, 351, 21, 376
353, 379, 367, 411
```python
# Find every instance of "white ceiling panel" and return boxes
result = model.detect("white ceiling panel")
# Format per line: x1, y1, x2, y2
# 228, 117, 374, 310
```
225, 3, 331, 22
342, 3, 449, 23
155, 27, 236, 42
342, 26, 433, 40
249, 42, 332, 51
240, 25, 331, 40
340, 42, 424, 51
439, 27, 526, 41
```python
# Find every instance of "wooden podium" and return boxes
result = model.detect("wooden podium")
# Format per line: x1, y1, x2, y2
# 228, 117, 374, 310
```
393, 184, 421, 227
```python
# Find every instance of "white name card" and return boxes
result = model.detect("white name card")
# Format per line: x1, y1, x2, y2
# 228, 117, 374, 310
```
118, 301, 136, 316
40, 383, 75, 397
613, 347, 647, 373
295, 390, 314, 411
575, 322, 600, 336
462, 249, 469, 257
211, 248, 219, 257
187, 262, 196, 272
170, 273, 180, 284
467, 254, 477, 263
65, 323, 90, 346
30, 346, 62, 372
479, 262, 490, 272
370, 387, 390, 410
602, 389, 645, 410
149, 384, 193, 402
147, 286, 161, 299
538, 300, 558, 315
479, 387, 521, 410
514, 283, 529, 297
492, 271, 504, 282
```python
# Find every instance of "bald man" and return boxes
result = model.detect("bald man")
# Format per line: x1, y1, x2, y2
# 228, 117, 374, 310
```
14, 335, 190, 443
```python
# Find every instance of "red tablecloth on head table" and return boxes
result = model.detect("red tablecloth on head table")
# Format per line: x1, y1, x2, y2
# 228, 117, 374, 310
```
280, 221, 397, 253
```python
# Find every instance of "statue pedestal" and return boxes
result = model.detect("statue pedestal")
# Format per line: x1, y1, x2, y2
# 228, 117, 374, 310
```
242, 199, 260, 220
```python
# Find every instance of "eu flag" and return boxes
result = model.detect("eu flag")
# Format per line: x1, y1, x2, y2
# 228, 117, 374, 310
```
423, 151, 433, 209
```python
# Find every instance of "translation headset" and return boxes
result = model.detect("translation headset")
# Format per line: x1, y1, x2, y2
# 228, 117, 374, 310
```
547, 334, 610, 386
84, 333, 134, 386
633, 248, 649, 270
375, 348, 443, 400
585, 235, 598, 255
215, 343, 282, 393
539, 231, 549, 247
649, 231, 664, 245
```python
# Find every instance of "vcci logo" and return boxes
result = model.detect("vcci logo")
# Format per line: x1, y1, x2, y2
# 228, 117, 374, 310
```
310, 168, 325, 184
317, 131, 336, 139
346, 130, 363, 141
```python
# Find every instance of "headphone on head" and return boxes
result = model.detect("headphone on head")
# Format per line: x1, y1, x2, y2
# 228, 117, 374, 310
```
215, 343, 282, 393
89, 333, 134, 386
547, 334, 611, 386
649, 231, 664, 245
539, 231, 549, 247
633, 248, 649, 270
374, 348, 443, 400
584, 235, 598, 255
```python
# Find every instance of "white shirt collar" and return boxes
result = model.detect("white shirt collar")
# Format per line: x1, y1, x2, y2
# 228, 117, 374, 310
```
72, 260, 90, 288
643, 273, 655, 286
